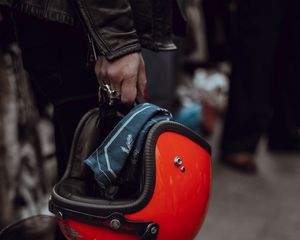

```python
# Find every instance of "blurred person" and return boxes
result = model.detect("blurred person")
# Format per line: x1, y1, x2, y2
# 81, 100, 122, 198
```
143, 49, 178, 110
221, 0, 300, 173
144, 1, 186, 112
0, 1, 180, 178
202, 0, 236, 65
183, 0, 207, 71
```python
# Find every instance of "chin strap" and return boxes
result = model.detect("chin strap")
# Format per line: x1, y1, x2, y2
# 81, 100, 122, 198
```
141, 222, 159, 240
50, 202, 159, 239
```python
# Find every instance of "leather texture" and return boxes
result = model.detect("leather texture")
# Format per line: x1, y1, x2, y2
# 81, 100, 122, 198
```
130, 0, 177, 51
0, 0, 181, 60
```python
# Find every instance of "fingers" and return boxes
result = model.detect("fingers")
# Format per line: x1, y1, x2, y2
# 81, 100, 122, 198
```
106, 67, 122, 93
137, 55, 147, 97
121, 71, 137, 105
94, 53, 145, 105
95, 56, 122, 90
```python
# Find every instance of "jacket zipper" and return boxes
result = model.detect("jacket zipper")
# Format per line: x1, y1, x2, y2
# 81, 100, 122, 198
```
87, 33, 98, 62
68, 1, 101, 65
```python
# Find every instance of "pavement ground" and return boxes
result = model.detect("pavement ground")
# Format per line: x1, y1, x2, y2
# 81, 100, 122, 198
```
196, 122, 300, 240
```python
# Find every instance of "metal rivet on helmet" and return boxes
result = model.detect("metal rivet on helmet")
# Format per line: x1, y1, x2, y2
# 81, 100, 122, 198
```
174, 156, 183, 166
151, 226, 158, 235
110, 219, 121, 230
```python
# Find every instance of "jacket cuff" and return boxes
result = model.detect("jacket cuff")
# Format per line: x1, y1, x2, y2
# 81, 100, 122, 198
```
104, 43, 141, 61
72, 0, 141, 61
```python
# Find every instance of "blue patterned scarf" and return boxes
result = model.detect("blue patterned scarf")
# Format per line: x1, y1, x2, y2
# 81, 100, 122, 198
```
84, 103, 172, 189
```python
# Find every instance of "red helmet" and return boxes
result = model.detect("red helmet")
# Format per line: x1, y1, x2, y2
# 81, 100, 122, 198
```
49, 108, 211, 240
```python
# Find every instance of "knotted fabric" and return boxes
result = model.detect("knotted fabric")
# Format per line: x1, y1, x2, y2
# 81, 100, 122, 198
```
84, 103, 172, 189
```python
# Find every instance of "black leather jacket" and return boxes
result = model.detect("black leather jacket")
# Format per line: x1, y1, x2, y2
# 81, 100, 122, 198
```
0, 0, 180, 60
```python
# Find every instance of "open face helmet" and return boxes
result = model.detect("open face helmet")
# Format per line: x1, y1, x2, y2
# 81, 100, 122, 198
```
49, 105, 211, 240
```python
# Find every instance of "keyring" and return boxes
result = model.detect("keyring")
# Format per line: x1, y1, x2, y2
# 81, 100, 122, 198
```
99, 84, 121, 105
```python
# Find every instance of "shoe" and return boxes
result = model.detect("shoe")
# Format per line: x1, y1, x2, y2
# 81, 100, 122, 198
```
221, 153, 257, 174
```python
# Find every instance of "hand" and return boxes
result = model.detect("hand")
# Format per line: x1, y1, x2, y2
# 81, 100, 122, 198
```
95, 52, 147, 105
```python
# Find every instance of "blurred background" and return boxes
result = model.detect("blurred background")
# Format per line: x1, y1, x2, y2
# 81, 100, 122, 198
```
1, 0, 300, 239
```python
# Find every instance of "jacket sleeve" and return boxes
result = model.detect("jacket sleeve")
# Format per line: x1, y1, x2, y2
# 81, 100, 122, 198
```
71, 0, 141, 61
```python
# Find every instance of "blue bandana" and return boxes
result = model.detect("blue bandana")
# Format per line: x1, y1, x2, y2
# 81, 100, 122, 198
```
84, 103, 172, 189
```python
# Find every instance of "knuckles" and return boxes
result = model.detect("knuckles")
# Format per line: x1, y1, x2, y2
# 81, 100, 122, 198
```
96, 64, 138, 82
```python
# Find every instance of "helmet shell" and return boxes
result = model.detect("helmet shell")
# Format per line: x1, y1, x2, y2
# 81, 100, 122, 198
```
126, 130, 211, 239
51, 116, 211, 240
